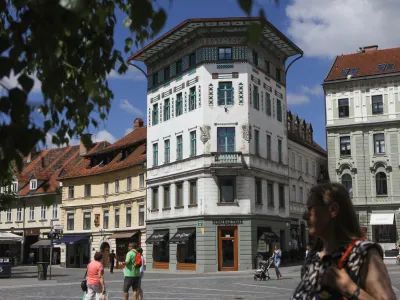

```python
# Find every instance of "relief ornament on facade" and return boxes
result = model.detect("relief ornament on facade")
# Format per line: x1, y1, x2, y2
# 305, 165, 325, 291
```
200, 125, 211, 144
242, 124, 252, 141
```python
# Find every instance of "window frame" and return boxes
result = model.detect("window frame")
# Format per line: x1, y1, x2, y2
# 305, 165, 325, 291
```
340, 136, 351, 156
83, 211, 91, 230
152, 103, 159, 125
217, 81, 234, 106
114, 208, 120, 228
126, 206, 132, 227
374, 133, 385, 154
265, 92, 272, 116
278, 184, 285, 208
276, 99, 282, 122
152, 188, 159, 210
267, 182, 274, 206
255, 178, 262, 205
138, 205, 145, 226
176, 135, 183, 161
84, 184, 91, 197
218, 47, 232, 60
341, 174, 352, 194
176, 93, 183, 116
278, 139, 283, 163
190, 131, 197, 157
17, 207, 22, 221
253, 85, 259, 110
67, 213, 74, 230
266, 134, 271, 160
189, 52, 196, 68
164, 98, 170, 121
254, 129, 260, 155
218, 176, 236, 203
175, 182, 183, 206
338, 98, 349, 118
176, 60, 183, 75
189, 86, 196, 111
164, 139, 170, 164
372, 95, 383, 115
139, 174, 145, 188
153, 143, 159, 166
276, 68, 281, 82
127, 176, 132, 191
29, 206, 35, 220
164, 66, 170, 81
115, 178, 120, 193
189, 180, 197, 205
104, 182, 109, 195
103, 210, 109, 229
376, 172, 387, 196
40, 205, 47, 220
30, 179, 37, 190
163, 185, 170, 208
252, 50, 258, 66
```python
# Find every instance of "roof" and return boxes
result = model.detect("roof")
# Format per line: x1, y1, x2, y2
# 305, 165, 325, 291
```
324, 47, 400, 82
128, 17, 302, 62
288, 133, 327, 157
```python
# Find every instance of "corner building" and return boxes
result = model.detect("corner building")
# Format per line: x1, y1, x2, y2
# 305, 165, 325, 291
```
129, 17, 303, 272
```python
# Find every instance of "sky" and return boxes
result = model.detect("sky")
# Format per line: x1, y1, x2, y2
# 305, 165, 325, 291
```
2, 0, 400, 149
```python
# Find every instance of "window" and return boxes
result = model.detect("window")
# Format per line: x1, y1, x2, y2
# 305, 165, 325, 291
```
292, 185, 296, 202
67, 213, 74, 230
164, 99, 170, 121
276, 68, 281, 82
372, 95, 383, 114
29, 206, 35, 220
218, 47, 232, 60
152, 72, 158, 85
267, 182, 274, 206
114, 208, 120, 228
41, 205, 46, 220
52, 204, 58, 220
306, 159, 309, 174
299, 156, 302, 172
153, 231, 170, 263
12, 182, 17, 193
164, 66, 170, 81
126, 207, 132, 227
138, 205, 145, 226
189, 52, 196, 68
176, 93, 183, 116
189, 180, 197, 205
312, 161, 316, 177
376, 64, 386, 72
152, 104, 159, 125
252, 50, 258, 66
217, 82, 233, 106
266, 134, 271, 160
265, 60, 270, 74
374, 133, 385, 154
189, 87, 196, 111
176, 60, 182, 74
103, 210, 109, 229
139, 173, 145, 188
176, 135, 183, 160
266, 93, 271, 116
30, 179, 37, 190
6, 209, 11, 222
84, 184, 91, 197
253, 85, 259, 110
217, 127, 235, 152
291, 152, 295, 168
164, 185, 170, 208
152, 188, 159, 210
342, 174, 352, 194
164, 139, 170, 163
278, 185, 285, 208
255, 178, 262, 205
276, 99, 282, 122
104, 182, 109, 195
348, 68, 358, 76
153, 143, 158, 166
83, 212, 91, 230
338, 98, 349, 117
176, 183, 183, 206
177, 230, 196, 264
115, 178, 120, 193
376, 172, 387, 195
386, 64, 395, 70
278, 139, 282, 163
340, 136, 351, 156
340, 69, 349, 77
17, 207, 22, 221
219, 177, 235, 203
190, 131, 196, 157
254, 129, 260, 155
127, 176, 132, 191
299, 187, 304, 203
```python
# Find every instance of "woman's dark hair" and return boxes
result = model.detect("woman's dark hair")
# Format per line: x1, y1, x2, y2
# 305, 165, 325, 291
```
138, 248, 143, 255
94, 252, 103, 261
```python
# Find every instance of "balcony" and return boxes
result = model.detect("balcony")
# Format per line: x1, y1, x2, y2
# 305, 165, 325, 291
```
289, 201, 305, 215
210, 152, 245, 169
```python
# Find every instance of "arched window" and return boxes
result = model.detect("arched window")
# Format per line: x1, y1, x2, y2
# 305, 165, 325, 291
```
376, 172, 387, 195
341, 174, 352, 194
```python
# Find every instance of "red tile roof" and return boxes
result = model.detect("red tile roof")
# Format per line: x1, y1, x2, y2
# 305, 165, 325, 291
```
325, 47, 400, 82
288, 133, 327, 157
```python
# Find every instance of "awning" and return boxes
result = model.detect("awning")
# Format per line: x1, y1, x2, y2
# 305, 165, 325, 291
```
169, 228, 195, 244
261, 228, 279, 241
31, 239, 52, 249
54, 234, 90, 245
370, 213, 394, 225
109, 231, 138, 239
0, 232, 23, 244
146, 230, 169, 244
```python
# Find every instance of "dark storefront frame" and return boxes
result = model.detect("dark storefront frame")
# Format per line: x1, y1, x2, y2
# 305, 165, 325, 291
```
109, 231, 140, 269
147, 230, 169, 269
170, 228, 196, 270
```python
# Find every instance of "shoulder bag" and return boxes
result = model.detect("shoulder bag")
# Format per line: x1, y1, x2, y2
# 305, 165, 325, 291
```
81, 267, 88, 292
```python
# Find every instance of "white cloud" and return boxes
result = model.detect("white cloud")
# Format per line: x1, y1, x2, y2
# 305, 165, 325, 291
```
301, 84, 323, 96
108, 67, 145, 81
286, 0, 400, 58
287, 93, 311, 105
92, 130, 116, 144
42, 130, 116, 149
120, 99, 144, 116
124, 128, 134, 136
0, 71, 41, 93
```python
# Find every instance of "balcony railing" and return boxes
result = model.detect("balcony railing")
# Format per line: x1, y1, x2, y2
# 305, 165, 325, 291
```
210, 152, 243, 166
289, 201, 306, 215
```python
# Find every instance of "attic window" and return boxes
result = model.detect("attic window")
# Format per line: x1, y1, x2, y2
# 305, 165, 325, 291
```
348, 68, 358, 76
339, 69, 350, 76
30, 179, 37, 190
386, 64, 395, 70
376, 64, 386, 72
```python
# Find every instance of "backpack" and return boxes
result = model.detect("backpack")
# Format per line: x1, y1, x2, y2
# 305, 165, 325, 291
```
133, 250, 142, 268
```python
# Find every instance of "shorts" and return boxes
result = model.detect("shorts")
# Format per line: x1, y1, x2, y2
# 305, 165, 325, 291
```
123, 276, 140, 293
138, 273, 144, 288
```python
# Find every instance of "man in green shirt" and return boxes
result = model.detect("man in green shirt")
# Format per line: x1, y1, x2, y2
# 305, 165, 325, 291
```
122, 242, 141, 300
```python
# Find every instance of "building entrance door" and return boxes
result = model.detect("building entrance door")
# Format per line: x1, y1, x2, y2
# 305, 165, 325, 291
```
218, 226, 238, 271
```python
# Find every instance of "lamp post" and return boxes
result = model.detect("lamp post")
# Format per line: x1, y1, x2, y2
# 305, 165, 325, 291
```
49, 220, 54, 280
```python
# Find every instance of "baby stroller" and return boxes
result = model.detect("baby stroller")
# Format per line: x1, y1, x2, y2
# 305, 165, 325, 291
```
254, 256, 273, 281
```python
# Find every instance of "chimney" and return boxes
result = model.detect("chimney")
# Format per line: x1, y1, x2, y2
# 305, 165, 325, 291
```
26, 147, 37, 163
359, 45, 378, 53
80, 134, 93, 156
134, 118, 144, 129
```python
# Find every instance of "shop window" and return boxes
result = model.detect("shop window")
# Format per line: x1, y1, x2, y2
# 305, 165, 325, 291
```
153, 233, 170, 263
373, 224, 396, 243
177, 232, 196, 264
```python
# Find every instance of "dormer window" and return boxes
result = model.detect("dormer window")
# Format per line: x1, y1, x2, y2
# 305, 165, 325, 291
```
12, 182, 18, 193
30, 179, 37, 190
376, 64, 386, 72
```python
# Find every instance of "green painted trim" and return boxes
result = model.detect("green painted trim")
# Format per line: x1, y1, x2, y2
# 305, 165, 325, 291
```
152, 88, 159, 93
175, 76, 183, 82
189, 69, 196, 75
163, 82, 170, 88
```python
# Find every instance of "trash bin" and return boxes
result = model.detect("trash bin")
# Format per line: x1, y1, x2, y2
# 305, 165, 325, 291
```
0, 257, 11, 278
37, 262, 49, 280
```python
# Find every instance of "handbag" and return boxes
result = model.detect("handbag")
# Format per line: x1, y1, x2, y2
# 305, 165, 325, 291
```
81, 268, 88, 292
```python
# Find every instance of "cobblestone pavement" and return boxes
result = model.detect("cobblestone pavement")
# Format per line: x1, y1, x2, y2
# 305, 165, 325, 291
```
1, 264, 400, 299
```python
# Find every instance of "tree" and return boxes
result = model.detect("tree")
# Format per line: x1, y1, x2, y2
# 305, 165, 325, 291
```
0, 0, 265, 208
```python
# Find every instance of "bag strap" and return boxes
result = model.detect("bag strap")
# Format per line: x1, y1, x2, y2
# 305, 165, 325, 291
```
83, 266, 88, 279
337, 238, 365, 270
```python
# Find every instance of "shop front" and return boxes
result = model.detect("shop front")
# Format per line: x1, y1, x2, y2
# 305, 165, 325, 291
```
370, 213, 397, 251
147, 230, 170, 270
54, 234, 91, 268
109, 231, 141, 269
24, 229, 40, 264
170, 228, 196, 271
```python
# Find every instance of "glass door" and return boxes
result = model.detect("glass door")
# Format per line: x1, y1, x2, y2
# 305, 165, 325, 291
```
218, 226, 238, 271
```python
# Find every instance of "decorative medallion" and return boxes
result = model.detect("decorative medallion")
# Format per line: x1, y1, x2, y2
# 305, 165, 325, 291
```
242, 124, 252, 142
200, 125, 211, 144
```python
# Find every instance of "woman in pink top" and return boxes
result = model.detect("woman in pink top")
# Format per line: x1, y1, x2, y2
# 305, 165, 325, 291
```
86, 252, 106, 300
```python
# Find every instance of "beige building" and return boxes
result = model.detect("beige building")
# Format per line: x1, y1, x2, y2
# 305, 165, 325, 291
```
58, 119, 147, 268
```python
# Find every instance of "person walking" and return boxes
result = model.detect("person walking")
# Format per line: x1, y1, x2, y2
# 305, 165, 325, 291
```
86, 252, 106, 300
271, 245, 283, 280
28, 251, 35, 264
122, 243, 141, 300
137, 248, 145, 300
109, 250, 116, 274
291, 183, 396, 299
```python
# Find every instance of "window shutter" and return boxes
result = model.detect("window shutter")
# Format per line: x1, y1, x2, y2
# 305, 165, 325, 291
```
232, 87, 234, 104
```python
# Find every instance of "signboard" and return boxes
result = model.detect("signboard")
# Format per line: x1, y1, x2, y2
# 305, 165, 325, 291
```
25, 229, 40, 236
197, 221, 203, 226
212, 219, 243, 226
54, 225, 63, 231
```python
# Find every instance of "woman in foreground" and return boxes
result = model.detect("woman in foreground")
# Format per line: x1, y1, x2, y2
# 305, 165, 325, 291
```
291, 183, 396, 300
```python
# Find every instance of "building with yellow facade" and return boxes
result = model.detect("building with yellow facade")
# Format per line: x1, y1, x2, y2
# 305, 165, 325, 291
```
57, 119, 147, 268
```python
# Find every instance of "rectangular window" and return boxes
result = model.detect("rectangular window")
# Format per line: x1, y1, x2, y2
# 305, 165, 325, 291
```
299, 155, 302, 172
217, 127, 235, 152
164, 67, 170, 81
164, 99, 170, 121
176, 93, 183, 116
253, 85, 260, 110
265, 60, 270, 74
127, 176, 132, 191
115, 178, 120, 193
218, 47, 232, 60
372, 95, 383, 114
277, 99, 282, 122
306, 159, 309, 174
312, 161, 316, 177
176, 183, 183, 206
190, 180, 197, 205
176, 60, 182, 75
266, 134, 271, 160
278, 139, 282, 163
152, 104, 159, 125
17, 207, 22, 221
138, 205, 145, 226
104, 182, 108, 195
164, 185, 170, 208
279, 184, 285, 208
152, 188, 159, 210
217, 82, 233, 106
126, 207, 132, 227
252, 50, 258, 66
292, 185, 296, 202
176, 135, 183, 160
84, 184, 91, 197
67, 213, 74, 230
189, 87, 196, 111
83, 212, 91, 230
266, 92, 271, 116
219, 177, 235, 203
114, 208, 120, 228
68, 186, 74, 199
189, 52, 196, 68
29, 206, 35, 220
374, 133, 385, 154
152, 72, 158, 85
254, 129, 260, 155
153, 143, 158, 166
103, 210, 109, 229
276, 68, 281, 82
190, 131, 196, 157
299, 187, 304, 204
340, 136, 351, 156
164, 139, 170, 164
139, 173, 144, 188
338, 98, 349, 117
12, 182, 17, 193
40, 205, 46, 220
291, 152, 295, 168
267, 182, 274, 206
6, 209, 11, 222
255, 178, 262, 204
52, 204, 58, 219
